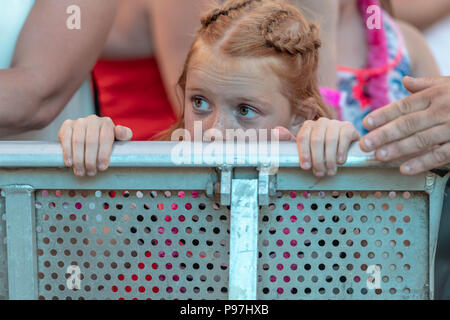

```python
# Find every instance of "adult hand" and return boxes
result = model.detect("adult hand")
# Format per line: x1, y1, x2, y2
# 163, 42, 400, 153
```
360, 76, 450, 175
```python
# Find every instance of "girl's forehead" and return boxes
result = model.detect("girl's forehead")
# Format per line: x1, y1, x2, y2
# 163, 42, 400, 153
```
187, 45, 283, 89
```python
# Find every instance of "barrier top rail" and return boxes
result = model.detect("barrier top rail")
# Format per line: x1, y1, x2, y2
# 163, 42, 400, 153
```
0, 141, 449, 301
0, 141, 449, 170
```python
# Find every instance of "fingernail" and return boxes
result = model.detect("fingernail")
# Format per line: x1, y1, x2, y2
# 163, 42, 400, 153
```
75, 170, 83, 176
327, 169, 336, 176
303, 161, 311, 170
87, 170, 96, 177
315, 171, 324, 177
364, 139, 374, 149
338, 155, 345, 163
98, 163, 107, 171
367, 117, 374, 128
67, 158, 72, 166
403, 165, 412, 174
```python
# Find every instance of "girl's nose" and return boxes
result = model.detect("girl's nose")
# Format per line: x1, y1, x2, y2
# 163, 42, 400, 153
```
210, 117, 224, 132
209, 108, 230, 133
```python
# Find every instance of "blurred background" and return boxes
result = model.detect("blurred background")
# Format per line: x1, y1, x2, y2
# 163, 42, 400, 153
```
392, 0, 450, 75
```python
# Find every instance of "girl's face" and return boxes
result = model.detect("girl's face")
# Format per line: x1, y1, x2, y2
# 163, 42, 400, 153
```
183, 46, 305, 139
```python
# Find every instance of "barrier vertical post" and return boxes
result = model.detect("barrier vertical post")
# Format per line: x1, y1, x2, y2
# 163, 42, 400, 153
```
426, 173, 450, 299
4, 185, 37, 300
229, 179, 259, 300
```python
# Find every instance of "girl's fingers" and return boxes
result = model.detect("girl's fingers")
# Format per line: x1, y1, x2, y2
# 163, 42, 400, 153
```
310, 118, 328, 176
71, 118, 87, 176
84, 116, 101, 177
324, 120, 341, 176
296, 121, 313, 170
338, 122, 360, 164
58, 120, 73, 167
115, 125, 133, 141
97, 118, 116, 171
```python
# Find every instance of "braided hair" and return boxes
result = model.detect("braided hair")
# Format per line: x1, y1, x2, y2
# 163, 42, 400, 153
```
261, 10, 321, 55
201, 0, 262, 27
159, 0, 331, 140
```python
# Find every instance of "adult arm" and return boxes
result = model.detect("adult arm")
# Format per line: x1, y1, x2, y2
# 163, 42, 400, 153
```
396, 20, 441, 78
0, 0, 118, 137
391, 0, 450, 30
147, 0, 207, 116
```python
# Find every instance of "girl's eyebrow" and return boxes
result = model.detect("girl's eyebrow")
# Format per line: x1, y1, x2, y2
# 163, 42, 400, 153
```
233, 96, 272, 108
185, 86, 217, 99
185, 87, 206, 92
186, 86, 274, 109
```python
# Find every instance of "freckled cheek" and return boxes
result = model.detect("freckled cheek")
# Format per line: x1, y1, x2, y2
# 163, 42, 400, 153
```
191, 110, 238, 132
184, 105, 196, 135
258, 113, 291, 130
184, 109, 218, 135
210, 112, 244, 132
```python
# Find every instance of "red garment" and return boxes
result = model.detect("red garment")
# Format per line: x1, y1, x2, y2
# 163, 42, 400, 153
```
93, 57, 176, 141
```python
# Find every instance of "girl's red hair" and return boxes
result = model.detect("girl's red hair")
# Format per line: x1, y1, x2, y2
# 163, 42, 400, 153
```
159, 0, 331, 140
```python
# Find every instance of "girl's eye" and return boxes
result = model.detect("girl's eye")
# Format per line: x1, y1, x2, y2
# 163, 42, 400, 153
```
192, 97, 211, 111
238, 105, 258, 118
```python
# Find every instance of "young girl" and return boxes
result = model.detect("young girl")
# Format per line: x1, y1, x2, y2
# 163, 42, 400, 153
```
58, 0, 360, 178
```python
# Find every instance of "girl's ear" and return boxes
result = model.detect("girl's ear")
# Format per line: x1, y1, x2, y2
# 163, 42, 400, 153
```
174, 85, 185, 118
290, 97, 319, 134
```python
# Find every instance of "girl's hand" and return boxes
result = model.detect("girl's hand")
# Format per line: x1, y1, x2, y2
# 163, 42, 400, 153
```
296, 118, 360, 177
58, 115, 133, 177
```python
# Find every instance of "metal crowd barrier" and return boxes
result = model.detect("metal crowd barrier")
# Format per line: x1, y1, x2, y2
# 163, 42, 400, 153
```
0, 141, 448, 300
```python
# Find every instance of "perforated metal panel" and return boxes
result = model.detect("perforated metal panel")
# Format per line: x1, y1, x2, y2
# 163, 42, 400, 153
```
35, 189, 230, 300
258, 190, 429, 300
0, 142, 448, 300
0, 192, 7, 300
34, 188, 431, 300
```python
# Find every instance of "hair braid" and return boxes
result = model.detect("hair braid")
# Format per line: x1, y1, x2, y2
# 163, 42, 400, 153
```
261, 10, 321, 55
201, 0, 262, 28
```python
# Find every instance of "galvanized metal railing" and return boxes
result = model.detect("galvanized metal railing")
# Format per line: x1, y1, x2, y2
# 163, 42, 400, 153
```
0, 141, 448, 300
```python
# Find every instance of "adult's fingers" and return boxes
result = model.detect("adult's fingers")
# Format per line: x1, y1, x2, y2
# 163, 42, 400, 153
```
400, 142, 450, 175
71, 119, 87, 176
361, 88, 433, 134
296, 121, 313, 170
375, 124, 450, 162
361, 109, 438, 152
58, 120, 73, 167
403, 76, 450, 94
